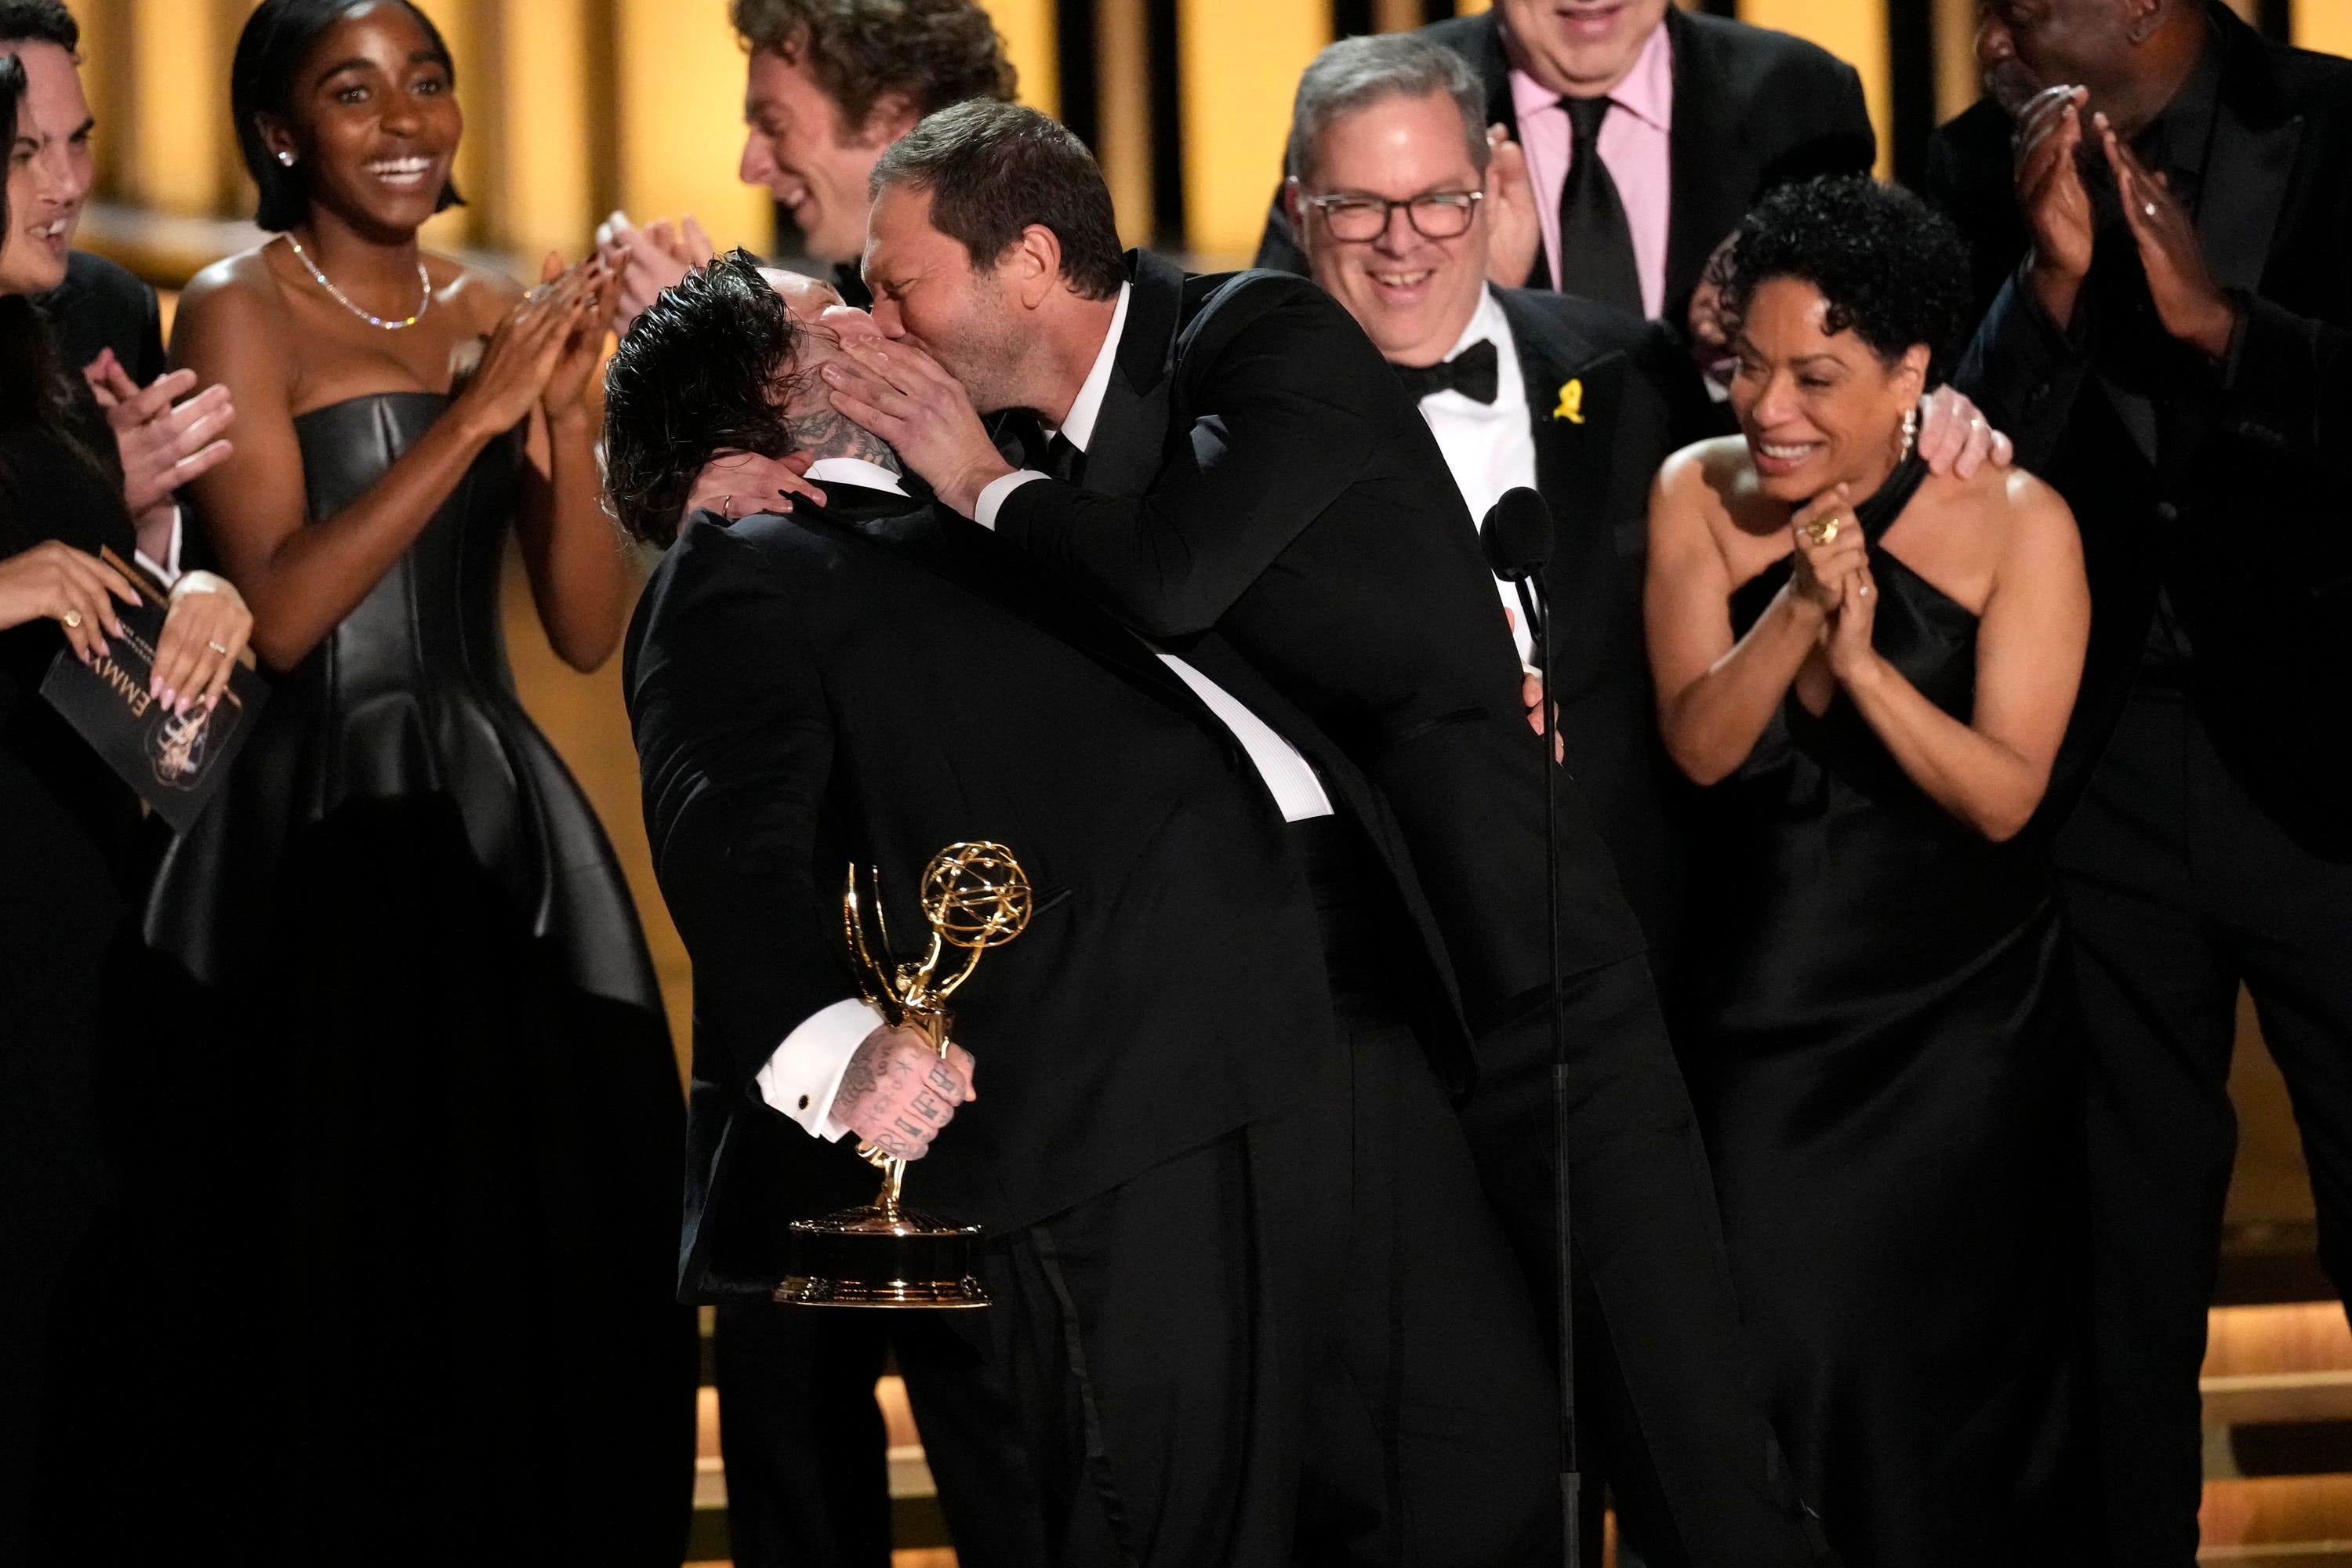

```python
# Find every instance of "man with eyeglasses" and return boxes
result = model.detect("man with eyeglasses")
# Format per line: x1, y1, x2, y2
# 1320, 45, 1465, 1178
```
1285, 33, 2010, 978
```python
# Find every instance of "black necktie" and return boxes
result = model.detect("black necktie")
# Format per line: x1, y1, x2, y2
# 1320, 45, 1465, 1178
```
1045, 431, 1085, 485
1392, 338, 1500, 405
1557, 96, 1644, 316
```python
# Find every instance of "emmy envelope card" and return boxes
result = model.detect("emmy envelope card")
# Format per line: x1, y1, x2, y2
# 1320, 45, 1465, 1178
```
38, 549, 267, 833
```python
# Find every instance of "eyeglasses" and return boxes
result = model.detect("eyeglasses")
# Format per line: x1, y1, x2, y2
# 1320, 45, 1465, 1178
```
1303, 189, 1483, 243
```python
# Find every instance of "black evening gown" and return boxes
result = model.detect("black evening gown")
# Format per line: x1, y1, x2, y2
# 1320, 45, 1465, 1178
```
56, 394, 696, 1563
1678, 458, 2092, 1566
0, 424, 143, 1566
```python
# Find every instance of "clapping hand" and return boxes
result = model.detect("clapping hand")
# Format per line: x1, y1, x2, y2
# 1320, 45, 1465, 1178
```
596, 210, 714, 337
833, 1024, 978, 1161
2012, 84, 2096, 326
2096, 113, 2234, 357
1788, 483, 1867, 622
453, 260, 608, 441
1824, 564, 1880, 690
84, 350, 237, 538
1483, 125, 1541, 289
536, 250, 619, 425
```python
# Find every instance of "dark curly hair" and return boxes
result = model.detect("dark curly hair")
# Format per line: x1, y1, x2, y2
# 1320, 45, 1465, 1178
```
603, 252, 813, 548
871, 100, 1124, 300
0, 2, 76, 50
730, 0, 1014, 132
1721, 176, 1972, 381
0, 51, 69, 441
231, 0, 464, 232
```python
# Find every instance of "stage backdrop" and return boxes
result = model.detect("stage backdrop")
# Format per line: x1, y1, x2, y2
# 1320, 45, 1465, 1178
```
55, 0, 2345, 274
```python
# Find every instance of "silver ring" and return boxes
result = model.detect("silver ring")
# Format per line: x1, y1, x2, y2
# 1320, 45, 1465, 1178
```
206, 640, 230, 655
2143, 201, 2158, 219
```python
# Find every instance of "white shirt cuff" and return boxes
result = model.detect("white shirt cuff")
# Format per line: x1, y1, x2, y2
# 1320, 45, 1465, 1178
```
754, 997, 887, 1141
972, 469, 1048, 531
134, 503, 184, 587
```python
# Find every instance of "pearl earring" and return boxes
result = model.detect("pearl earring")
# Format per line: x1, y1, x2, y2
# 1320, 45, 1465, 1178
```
276, 150, 296, 166
1899, 405, 1919, 462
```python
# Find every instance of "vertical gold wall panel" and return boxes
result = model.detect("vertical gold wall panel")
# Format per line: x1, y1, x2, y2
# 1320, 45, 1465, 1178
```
487, 0, 597, 259
410, 0, 483, 249
127, 0, 224, 216
1094, 0, 1152, 247
2297, 0, 2352, 58
65, 0, 129, 198
1179, 0, 1330, 260
614, 0, 771, 255
982, 0, 1058, 118
1933, 0, 1979, 125
1739, 0, 1890, 178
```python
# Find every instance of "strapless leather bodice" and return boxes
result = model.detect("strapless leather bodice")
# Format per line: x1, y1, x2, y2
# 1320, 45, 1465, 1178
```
146, 393, 659, 1017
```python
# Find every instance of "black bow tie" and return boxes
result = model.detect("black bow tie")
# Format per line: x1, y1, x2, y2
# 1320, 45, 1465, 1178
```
1392, 339, 1499, 405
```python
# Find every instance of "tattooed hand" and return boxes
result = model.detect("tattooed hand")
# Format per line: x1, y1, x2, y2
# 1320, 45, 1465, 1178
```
833, 1024, 978, 1160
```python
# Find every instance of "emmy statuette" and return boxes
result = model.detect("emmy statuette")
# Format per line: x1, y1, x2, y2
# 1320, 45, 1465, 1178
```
777, 842, 1033, 1309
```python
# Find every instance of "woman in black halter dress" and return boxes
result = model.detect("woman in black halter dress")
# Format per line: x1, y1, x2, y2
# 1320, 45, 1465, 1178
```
1646, 178, 2096, 1564
53, 3, 694, 1559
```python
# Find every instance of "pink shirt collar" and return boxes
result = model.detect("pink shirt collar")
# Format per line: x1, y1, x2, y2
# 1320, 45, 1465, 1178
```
1506, 15, 1674, 134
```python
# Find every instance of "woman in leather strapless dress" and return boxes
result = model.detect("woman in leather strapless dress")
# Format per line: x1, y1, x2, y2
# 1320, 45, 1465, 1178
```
1646, 179, 2096, 1564
60, 4, 695, 1560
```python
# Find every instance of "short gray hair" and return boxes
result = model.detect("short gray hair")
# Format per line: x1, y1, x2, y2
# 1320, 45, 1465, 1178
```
1286, 33, 1489, 187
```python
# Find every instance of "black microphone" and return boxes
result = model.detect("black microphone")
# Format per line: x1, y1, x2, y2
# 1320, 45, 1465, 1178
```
1484, 485, 1581, 1568
1480, 486, 1552, 583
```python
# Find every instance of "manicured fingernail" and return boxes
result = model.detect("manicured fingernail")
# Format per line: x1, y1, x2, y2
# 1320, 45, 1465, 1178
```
160, 688, 176, 709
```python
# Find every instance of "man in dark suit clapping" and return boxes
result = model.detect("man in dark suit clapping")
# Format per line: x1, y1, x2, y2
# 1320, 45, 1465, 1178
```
1256, 0, 1874, 335
1933, 2, 2352, 1560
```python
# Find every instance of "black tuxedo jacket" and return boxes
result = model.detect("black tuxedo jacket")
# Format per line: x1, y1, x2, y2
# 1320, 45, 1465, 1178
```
626, 482, 1464, 1300
1934, 8, 2352, 858
1255, 7, 1874, 325
995, 250, 1653, 1044
38, 250, 165, 385
1494, 286, 1715, 971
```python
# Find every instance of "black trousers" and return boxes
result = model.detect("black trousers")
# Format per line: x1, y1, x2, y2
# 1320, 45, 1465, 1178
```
720, 822, 1555, 1567
1461, 964, 1825, 1568
2055, 685, 2352, 1566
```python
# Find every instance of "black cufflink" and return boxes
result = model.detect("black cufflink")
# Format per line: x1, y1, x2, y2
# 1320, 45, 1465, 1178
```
799, 1095, 811, 1110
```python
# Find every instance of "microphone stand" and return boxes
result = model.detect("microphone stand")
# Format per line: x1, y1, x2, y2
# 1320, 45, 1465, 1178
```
1512, 571, 1577, 1568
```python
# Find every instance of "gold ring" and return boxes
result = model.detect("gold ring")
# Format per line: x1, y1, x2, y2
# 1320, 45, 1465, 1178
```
206, 640, 230, 655
61, 609, 82, 629
1802, 516, 1842, 547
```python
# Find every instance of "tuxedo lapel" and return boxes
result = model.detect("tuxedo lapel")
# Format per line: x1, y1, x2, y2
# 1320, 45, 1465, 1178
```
2200, 24, 2302, 299
1500, 293, 1626, 571
1082, 250, 1185, 499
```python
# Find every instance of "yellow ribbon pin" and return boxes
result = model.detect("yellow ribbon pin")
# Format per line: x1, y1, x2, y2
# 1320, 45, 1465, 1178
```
1552, 378, 1585, 424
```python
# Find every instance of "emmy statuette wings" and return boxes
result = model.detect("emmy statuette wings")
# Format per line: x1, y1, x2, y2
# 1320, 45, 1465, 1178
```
776, 842, 1033, 1309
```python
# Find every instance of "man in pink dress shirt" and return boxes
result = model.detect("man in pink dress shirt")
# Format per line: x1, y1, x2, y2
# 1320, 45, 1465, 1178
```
1258, 0, 1875, 341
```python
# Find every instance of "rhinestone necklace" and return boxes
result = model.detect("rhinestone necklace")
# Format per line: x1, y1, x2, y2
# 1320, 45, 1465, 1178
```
282, 232, 432, 331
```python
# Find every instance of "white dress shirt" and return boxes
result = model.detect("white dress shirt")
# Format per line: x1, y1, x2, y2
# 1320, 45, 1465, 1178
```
1414, 287, 1541, 668
757, 437, 1334, 1140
